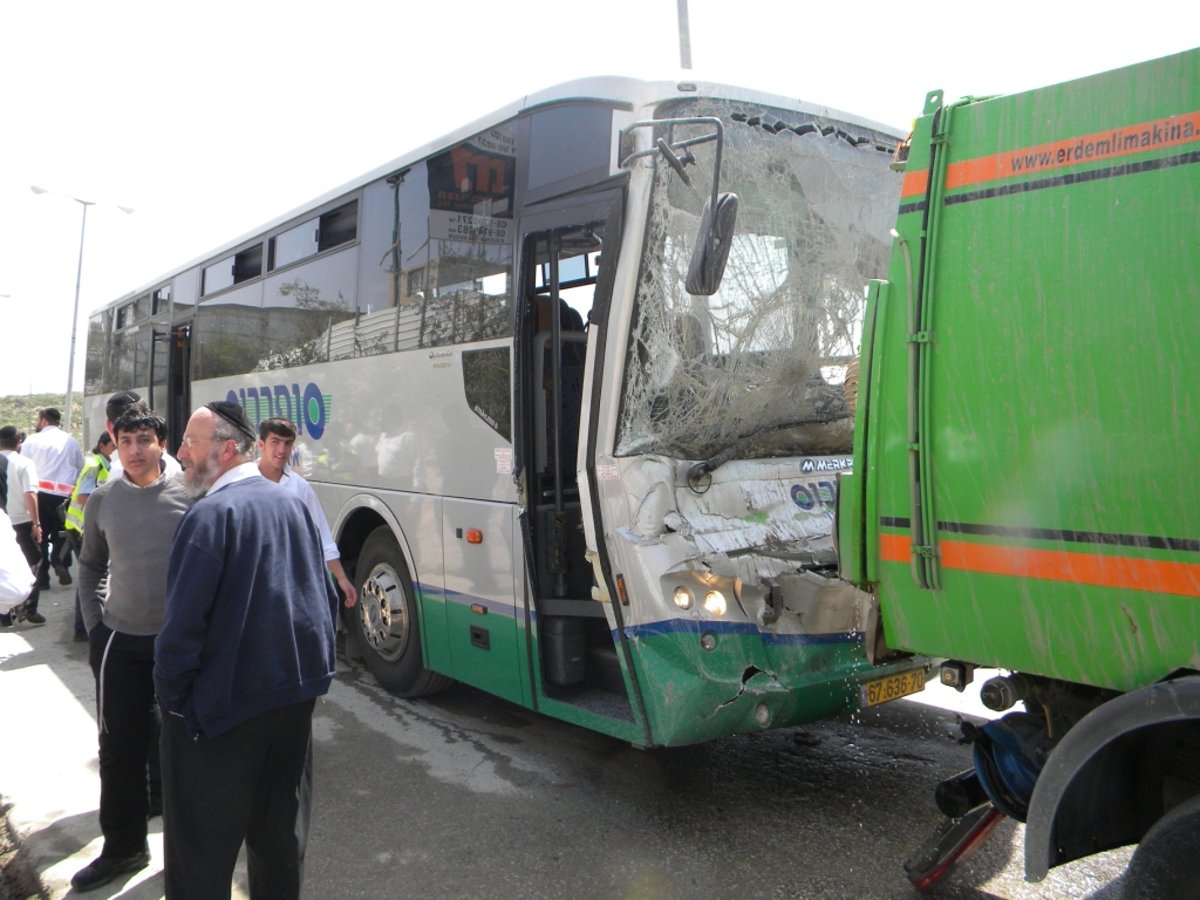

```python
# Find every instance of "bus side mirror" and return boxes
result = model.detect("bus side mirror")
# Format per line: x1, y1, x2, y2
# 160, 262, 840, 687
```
686, 192, 739, 296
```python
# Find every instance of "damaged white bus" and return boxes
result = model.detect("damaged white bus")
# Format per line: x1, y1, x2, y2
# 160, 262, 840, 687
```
84, 77, 925, 746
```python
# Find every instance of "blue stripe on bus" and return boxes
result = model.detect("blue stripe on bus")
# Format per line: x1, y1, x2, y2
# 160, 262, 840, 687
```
621, 618, 863, 646
414, 583, 861, 647
416, 582, 522, 619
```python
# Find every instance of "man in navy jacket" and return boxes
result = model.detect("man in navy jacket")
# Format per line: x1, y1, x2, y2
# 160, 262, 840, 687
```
154, 402, 338, 898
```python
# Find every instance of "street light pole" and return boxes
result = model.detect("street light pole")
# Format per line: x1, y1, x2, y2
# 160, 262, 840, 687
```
677, 0, 692, 70
65, 198, 94, 433
31, 186, 133, 433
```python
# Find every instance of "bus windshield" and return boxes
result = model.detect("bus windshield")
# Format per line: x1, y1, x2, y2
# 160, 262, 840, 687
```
617, 99, 900, 461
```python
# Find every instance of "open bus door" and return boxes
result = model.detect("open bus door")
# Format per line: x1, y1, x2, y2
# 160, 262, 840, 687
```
149, 323, 191, 448
515, 198, 635, 723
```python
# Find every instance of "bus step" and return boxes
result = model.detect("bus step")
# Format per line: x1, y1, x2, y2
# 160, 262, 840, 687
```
588, 645, 626, 695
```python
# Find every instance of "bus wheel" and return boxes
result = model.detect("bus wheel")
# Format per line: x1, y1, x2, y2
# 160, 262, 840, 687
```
350, 527, 452, 698
1122, 794, 1200, 900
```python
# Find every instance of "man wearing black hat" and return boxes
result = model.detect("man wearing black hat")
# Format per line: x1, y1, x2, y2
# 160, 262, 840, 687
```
154, 402, 338, 898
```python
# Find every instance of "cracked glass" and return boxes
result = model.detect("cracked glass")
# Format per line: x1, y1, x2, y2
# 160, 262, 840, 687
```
617, 100, 900, 461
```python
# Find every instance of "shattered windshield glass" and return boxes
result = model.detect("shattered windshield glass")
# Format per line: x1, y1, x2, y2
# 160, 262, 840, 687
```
616, 99, 901, 460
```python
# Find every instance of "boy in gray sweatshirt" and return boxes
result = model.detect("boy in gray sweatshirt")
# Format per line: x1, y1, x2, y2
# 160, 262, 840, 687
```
73, 409, 191, 893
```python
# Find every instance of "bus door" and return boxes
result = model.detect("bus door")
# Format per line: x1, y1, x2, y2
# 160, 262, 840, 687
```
149, 323, 191, 446
515, 198, 632, 716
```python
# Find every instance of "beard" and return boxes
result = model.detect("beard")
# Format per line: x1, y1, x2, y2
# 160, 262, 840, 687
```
183, 444, 223, 498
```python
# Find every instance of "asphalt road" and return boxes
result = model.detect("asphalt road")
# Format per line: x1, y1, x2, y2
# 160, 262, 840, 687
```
1, 587, 1132, 898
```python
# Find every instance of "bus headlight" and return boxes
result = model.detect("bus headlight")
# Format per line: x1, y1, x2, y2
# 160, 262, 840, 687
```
672, 586, 694, 610
703, 590, 727, 616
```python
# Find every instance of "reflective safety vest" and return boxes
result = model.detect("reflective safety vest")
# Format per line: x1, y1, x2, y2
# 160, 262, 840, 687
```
64, 453, 111, 535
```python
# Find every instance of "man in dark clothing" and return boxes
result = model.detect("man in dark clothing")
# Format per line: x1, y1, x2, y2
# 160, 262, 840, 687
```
155, 402, 338, 898
72, 410, 191, 893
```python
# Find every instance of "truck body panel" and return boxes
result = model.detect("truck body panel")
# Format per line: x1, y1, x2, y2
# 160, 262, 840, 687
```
848, 49, 1200, 692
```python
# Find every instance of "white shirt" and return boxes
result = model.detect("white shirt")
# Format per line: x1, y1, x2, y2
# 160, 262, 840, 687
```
1, 451, 38, 527
206, 461, 261, 496
279, 468, 339, 562
20, 425, 83, 495
0, 508, 35, 610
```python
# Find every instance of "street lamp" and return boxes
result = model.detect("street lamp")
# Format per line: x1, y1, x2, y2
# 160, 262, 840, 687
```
31, 186, 134, 432
677, 0, 692, 69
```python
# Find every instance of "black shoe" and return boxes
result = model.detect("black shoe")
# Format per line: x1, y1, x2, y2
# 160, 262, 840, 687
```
54, 564, 72, 585
23, 611, 46, 625
70, 850, 151, 892
0, 614, 11, 627
35, 579, 50, 590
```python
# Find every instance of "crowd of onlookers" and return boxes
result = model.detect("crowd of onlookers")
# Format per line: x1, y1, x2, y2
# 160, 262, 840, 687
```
0, 406, 83, 627
1, 395, 352, 897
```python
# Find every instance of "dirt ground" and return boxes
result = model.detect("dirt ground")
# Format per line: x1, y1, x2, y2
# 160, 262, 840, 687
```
0, 802, 45, 900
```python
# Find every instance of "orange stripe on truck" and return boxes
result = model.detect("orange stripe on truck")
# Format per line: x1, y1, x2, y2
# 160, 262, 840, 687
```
901, 169, 929, 198
946, 111, 1200, 191
879, 533, 1200, 598
897, 111, 1200, 200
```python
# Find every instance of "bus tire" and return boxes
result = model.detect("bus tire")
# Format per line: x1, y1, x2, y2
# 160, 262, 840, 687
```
349, 527, 452, 698
1122, 793, 1200, 900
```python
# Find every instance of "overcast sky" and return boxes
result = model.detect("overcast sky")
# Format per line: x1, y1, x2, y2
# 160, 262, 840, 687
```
0, 0, 1191, 396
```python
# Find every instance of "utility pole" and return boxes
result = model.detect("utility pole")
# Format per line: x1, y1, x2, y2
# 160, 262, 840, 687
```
677, 0, 693, 69
31, 186, 133, 431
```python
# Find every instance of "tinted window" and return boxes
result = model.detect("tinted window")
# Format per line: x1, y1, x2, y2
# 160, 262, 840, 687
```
85, 311, 112, 393
357, 123, 518, 355
270, 200, 358, 271
260, 248, 359, 368
318, 201, 357, 251
462, 346, 512, 441
152, 285, 171, 316
202, 257, 234, 295
233, 244, 263, 283
420, 124, 516, 347
273, 220, 318, 270
193, 284, 268, 379
527, 104, 613, 198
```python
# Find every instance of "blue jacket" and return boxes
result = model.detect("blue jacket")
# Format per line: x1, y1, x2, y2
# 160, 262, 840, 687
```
154, 476, 338, 738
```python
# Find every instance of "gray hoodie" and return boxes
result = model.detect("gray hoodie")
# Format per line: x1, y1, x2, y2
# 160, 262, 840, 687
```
78, 474, 192, 634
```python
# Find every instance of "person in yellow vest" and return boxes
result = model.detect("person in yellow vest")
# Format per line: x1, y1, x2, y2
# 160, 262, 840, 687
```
66, 433, 115, 640
64, 434, 115, 537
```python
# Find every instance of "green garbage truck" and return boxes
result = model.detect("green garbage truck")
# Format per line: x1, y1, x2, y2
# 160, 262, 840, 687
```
838, 48, 1200, 894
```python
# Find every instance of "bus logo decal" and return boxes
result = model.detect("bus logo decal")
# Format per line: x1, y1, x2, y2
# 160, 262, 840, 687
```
227, 381, 329, 440
801, 457, 853, 473
791, 481, 837, 511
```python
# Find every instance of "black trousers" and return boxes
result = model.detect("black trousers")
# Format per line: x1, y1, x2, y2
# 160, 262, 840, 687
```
11, 521, 40, 613
34, 491, 68, 582
161, 698, 316, 899
88, 625, 158, 858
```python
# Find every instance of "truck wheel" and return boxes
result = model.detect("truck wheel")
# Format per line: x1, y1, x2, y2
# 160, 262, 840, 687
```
349, 527, 452, 698
1122, 794, 1200, 900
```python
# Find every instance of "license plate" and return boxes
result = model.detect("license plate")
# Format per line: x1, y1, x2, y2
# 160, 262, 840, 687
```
861, 667, 926, 707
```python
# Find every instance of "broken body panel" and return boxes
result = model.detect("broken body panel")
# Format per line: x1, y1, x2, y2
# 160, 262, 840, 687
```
584, 95, 922, 745
592, 454, 895, 745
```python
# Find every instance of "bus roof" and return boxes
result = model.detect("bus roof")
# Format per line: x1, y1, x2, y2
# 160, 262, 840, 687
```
95, 74, 903, 313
